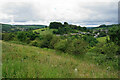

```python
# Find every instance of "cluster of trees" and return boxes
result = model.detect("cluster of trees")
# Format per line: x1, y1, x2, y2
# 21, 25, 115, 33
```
83, 35, 98, 47
89, 26, 120, 69
2, 31, 90, 55
108, 26, 120, 46
98, 31, 107, 37
2, 31, 39, 43
49, 22, 87, 34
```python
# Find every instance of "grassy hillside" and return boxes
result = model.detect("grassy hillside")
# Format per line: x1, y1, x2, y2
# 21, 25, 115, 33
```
33, 28, 56, 35
1, 23, 45, 32
2, 41, 118, 78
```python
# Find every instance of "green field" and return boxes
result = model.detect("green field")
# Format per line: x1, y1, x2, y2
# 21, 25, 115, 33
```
33, 28, 56, 35
2, 41, 118, 78
97, 36, 110, 43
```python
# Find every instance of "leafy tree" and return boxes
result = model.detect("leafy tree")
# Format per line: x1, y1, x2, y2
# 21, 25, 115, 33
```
82, 27, 87, 31
83, 35, 98, 47
49, 36, 61, 49
17, 32, 27, 42
64, 22, 68, 25
108, 26, 120, 46
54, 39, 68, 52
2, 33, 15, 41
66, 39, 88, 54
49, 22, 63, 29
40, 34, 53, 48
98, 31, 106, 37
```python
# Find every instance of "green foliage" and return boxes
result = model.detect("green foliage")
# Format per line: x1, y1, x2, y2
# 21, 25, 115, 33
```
54, 37, 88, 55
98, 31, 106, 37
2, 33, 16, 41
49, 36, 61, 49
49, 22, 63, 29
29, 39, 42, 47
17, 31, 39, 43
83, 35, 98, 47
54, 39, 68, 52
17, 32, 27, 41
50, 22, 88, 34
91, 42, 119, 69
66, 39, 88, 54
38, 34, 53, 48
108, 26, 120, 46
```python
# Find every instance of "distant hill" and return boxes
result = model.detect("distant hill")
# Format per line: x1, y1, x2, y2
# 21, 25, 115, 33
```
87, 24, 120, 29
96, 24, 120, 29
1, 23, 46, 33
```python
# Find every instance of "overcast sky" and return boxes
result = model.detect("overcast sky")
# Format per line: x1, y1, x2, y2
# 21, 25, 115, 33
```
0, 0, 119, 27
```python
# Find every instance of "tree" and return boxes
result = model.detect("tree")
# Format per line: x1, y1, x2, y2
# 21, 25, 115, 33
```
17, 32, 27, 42
83, 35, 98, 47
109, 26, 120, 46
64, 22, 68, 25
49, 22, 63, 29
82, 27, 87, 31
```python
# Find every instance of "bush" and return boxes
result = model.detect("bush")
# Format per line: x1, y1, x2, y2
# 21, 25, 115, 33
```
17, 31, 39, 43
54, 39, 68, 52
2, 33, 15, 41
17, 32, 27, 42
29, 40, 38, 46
94, 42, 119, 57
92, 42, 119, 69
66, 39, 88, 54
39, 34, 53, 48
108, 26, 120, 46
83, 35, 98, 47
29, 40, 42, 47
49, 36, 61, 49
54, 38, 88, 55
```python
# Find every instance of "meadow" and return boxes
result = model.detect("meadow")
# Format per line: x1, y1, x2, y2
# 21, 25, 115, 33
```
2, 41, 118, 78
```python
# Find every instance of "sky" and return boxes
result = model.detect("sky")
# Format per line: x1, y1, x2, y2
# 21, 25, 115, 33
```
0, 0, 119, 27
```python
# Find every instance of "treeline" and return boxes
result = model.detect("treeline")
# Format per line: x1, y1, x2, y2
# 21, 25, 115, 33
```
49, 22, 87, 34
2, 31, 89, 55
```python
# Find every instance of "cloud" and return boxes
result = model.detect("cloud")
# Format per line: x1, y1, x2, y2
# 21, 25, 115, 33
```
0, 0, 118, 26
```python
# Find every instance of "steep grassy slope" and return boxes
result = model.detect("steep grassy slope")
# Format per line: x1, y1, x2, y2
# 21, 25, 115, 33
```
2, 41, 118, 78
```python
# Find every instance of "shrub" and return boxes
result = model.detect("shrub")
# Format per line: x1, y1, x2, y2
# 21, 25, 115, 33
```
94, 42, 119, 57
54, 39, 68, 52
83, 35, 98, 47
92, 42, 119, 69
29, 40, 42, 47
2, 33, 15, 41
29, 40, 38, 46
39, 34, 53, 48
17, 32, 27, 42
66, 39, 88, 54
108, 26, 120, 46
17, 31, 39, 43
49, 36, 61, 49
